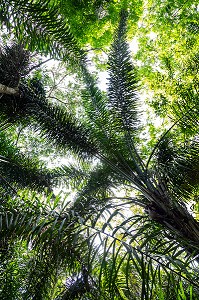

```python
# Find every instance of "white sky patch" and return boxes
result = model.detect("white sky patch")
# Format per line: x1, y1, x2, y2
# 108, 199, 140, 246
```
148, 32, 157, 40
98, 71, 108, 91
44, 57, 59, 68
41, 155, 76, 169
129, 36, 139, 54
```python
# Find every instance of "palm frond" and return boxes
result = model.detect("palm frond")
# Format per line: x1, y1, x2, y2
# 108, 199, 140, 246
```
1, 186, 199, 299
32, 102, 97, 158
107, 10, 144, 172
107, 10, 140, 134
0, 131, 53, 192
1, 0, 84, 62
156, 136, 199, 198
86, 208, 199, 298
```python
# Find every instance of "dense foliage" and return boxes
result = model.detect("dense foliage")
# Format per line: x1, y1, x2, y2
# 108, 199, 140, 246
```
0, 1, 199, 299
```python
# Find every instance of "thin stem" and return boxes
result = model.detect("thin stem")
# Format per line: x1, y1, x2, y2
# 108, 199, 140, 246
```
0, 173, 18, 194
15, 126, 24, 146
24, 58, 53, 75
48, 96, 67, 105
145, 118, 182, 172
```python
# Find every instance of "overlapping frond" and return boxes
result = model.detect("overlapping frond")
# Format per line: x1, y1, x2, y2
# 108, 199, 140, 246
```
0, 182, 199, 299
83, 206, 199, 299
156, 136, 199, 198
0, 131, 53, 192
0, 0, 84, 62
32, 102, 97, 158
0, 192, 87, 299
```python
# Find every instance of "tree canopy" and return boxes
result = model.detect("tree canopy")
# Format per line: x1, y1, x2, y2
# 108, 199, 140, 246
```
0, 1, 199, 299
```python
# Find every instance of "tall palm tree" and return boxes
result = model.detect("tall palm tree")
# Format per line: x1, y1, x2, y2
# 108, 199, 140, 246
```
0, 2, 199, 299
2, 10, 198, 255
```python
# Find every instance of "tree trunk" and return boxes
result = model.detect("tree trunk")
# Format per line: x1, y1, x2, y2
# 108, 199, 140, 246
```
146, 185, 199, 258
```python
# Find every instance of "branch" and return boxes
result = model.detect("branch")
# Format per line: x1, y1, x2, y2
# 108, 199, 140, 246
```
24, 58, 53, 75
84, 47, 108, 56
0, 83, 19, 96
48, 96, 67, 105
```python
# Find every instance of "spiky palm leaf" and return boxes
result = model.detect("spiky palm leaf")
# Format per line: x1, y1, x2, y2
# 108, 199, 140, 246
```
107, 11, 140, 139
1, 189, 199, 300
0, 130, 55, 193
0, 43, 97, 158
0, 0, 84, 62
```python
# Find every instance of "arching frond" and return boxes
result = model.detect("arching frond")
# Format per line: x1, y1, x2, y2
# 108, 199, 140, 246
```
1, 0, 84, 62
0, 131, 53, 193
32, 102, 97, 158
